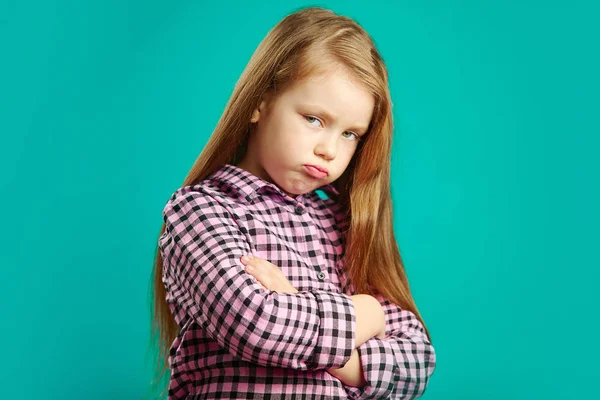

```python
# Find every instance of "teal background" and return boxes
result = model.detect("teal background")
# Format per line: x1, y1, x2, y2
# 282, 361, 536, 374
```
1, 1, 598, 399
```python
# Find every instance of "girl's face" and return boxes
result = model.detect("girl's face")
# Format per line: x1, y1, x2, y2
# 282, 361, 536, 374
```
237, 65, 375, 198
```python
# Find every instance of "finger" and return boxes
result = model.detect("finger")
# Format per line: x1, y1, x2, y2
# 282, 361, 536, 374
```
240, 255, 269, 286
240, 255, 259, 273
240, 255, 294, 293
242, 255, 274, 276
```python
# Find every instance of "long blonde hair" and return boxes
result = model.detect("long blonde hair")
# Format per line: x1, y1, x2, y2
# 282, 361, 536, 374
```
148, 5, 432, 397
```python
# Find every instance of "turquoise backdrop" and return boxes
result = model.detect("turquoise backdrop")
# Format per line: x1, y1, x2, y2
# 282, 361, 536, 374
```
1, 1, 598, 399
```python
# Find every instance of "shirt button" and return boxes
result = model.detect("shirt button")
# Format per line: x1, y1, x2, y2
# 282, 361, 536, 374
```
294, 205, 304, 215
317, 271, 326, 281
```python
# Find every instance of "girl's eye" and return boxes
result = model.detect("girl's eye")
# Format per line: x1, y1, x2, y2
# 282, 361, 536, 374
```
305, 115, 360, 141
342, 131, 360, 141
305, 115, 322, 127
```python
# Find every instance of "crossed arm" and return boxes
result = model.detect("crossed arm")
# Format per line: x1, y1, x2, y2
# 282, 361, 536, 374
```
240, 254, 385, 388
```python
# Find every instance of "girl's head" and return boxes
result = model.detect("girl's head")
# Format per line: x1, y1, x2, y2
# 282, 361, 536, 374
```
237, 62, 375, 198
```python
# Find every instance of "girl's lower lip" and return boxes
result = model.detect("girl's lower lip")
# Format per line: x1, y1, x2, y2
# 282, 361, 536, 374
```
304, 165, 328, 178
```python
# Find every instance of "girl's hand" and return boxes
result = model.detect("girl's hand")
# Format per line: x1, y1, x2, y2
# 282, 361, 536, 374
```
240, 255, 299, 294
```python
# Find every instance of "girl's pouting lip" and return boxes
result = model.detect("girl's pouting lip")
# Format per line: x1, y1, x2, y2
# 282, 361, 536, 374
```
304, 164, 329, 178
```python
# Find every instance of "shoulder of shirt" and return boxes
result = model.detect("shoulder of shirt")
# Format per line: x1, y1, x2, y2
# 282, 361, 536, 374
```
164, 165, 244, 204
162, 180, 236, 216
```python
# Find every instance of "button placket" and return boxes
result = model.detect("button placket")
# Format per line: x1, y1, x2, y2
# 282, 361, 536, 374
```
301, 209, 329, 284
291, 200, 328, 285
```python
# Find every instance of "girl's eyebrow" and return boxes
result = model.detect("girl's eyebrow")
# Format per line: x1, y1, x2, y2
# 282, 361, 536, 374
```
304, 103, 369, 133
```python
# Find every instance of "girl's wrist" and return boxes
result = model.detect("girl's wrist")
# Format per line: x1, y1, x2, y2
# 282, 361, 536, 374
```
327, 350, 367, 388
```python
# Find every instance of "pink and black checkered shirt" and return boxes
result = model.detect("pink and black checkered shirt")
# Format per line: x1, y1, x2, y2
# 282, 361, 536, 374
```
158, 163, 436, 399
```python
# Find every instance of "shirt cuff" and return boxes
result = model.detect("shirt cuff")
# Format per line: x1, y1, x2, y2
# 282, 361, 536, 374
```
355, 338, 397, 398
307, 290, 356, 369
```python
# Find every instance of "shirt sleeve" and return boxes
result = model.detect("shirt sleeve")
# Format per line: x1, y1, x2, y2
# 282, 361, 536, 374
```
159, 188, 356, 370
344, 294, 436, 399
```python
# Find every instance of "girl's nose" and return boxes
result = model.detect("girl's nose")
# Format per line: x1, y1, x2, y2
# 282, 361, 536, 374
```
314, 133, 337, 160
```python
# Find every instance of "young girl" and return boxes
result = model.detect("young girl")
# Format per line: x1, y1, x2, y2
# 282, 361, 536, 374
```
151, 6, 436, 399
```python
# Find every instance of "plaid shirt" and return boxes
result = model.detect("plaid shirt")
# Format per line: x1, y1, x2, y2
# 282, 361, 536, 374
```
158, 163, 436, 399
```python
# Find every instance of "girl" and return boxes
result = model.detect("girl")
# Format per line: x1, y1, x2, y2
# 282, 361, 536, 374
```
151, 6, 436, 399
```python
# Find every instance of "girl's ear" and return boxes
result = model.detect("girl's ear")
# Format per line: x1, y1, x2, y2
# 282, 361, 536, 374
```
251, 90, 274, 123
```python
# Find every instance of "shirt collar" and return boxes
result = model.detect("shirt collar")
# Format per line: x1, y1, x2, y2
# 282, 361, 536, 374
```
208, 163, 340, 203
